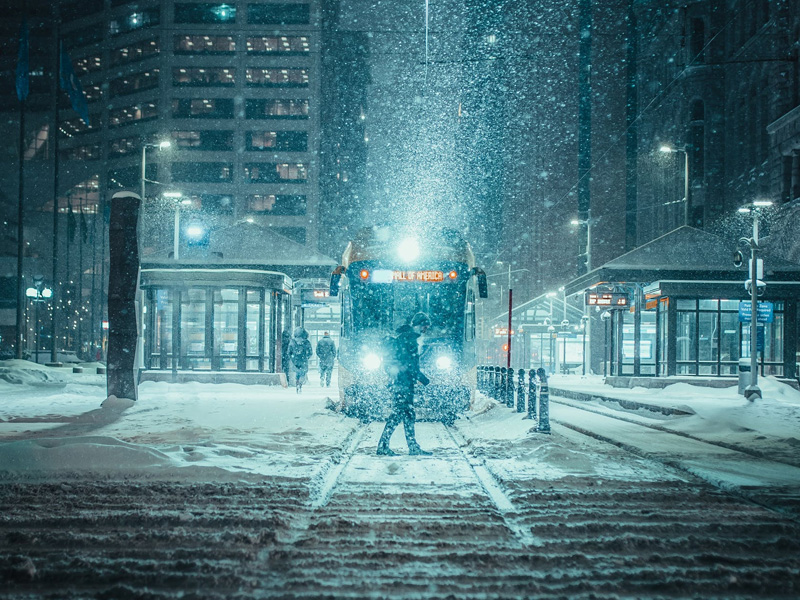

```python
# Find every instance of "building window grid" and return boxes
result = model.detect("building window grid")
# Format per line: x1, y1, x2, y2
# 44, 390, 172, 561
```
172, 98, 234, 119
110, 68, 160, 97
245, 99, 310, 119
174, 35, 236, 54
245, 68, 309, 87
111, 38, 160, 66
108, 102, 159, 127
173, 67, 235, 87
246, 36, 310, 54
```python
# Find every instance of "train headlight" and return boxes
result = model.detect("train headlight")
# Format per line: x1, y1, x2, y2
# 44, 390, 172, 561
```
397, 238, 419, 262
362, 352, 382, 371
436, 355, 453, 370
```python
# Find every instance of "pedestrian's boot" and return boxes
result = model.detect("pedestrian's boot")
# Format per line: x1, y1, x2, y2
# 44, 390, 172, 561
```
408, 443, 432, 456
377, 426, 397, 456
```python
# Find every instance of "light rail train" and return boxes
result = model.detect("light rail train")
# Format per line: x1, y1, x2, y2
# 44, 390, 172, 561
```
329, 226, 488, 423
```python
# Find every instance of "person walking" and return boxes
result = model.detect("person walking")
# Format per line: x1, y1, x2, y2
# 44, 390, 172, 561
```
288, 326, 312, 393
377, 312, 432, 456
316, 331, 337, 387
281, 327, 293, 386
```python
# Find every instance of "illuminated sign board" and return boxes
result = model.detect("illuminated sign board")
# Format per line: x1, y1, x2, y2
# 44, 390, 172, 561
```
585, 292, 628, 307
300, 289, 333, 305
392, 270, 444, 282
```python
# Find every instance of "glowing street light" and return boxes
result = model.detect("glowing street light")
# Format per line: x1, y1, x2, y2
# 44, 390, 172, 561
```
140, 139, 172, 204
660, 144, 690, 226
738, 199, 774, 401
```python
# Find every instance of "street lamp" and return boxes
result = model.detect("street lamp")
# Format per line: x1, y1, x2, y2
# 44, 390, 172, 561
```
140, 139, 172, 204
659, 144, 690, 227
737, 199, 773, 401
26, 277, 52, 363
570, 208, 593, 272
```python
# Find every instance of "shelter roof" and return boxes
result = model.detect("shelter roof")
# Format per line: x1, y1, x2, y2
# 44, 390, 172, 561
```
565, 226, 800, 296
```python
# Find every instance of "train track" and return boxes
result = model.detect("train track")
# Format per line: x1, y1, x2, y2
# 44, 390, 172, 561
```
549, 395, 800, 520
2, 418, 800, 598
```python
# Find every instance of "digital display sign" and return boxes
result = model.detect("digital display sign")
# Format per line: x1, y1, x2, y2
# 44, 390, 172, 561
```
392, 270, 444, 282
586, 292, 629, 307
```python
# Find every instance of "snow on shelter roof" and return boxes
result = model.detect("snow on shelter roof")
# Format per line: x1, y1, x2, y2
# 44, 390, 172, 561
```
564, 226, 800, 296
141, 221, 336, 277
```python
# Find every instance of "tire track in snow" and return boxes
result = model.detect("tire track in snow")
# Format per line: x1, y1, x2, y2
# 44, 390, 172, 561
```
551, 395, 800, 469
308, 422, 369, 508
551, 404, 800, 521
445, 425, 544, 547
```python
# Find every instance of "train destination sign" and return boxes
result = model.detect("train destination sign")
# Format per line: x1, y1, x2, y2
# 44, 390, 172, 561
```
392, 270, 444, 282
585, 292, 629, 307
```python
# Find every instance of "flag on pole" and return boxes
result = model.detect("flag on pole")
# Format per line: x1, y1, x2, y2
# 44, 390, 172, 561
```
59, 44, 89, 126
16, 18, 29, 101
68, 198, 77, 242
80, 204, 88, 244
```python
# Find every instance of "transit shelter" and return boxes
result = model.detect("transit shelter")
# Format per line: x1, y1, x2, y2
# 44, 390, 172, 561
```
562, 227, 800, 383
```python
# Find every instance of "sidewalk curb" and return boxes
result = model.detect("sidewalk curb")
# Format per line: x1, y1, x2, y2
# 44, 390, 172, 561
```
548, 386, 694, 416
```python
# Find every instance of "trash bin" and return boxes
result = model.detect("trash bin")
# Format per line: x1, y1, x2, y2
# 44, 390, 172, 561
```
738, 358, 751, 395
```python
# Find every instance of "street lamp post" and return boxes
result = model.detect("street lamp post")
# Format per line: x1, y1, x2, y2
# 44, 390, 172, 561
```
140, 139, 172, 206
660, 144, 690, 227
26, 277, 52, 363
570, 208, 593, 272
738, 200, 773, 401
162, 191, 191, 260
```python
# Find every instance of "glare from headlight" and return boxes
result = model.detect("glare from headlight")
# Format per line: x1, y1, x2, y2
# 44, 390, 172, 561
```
362, 353, 382, 371
436, 355, 453, 370
397, 238, 420, 262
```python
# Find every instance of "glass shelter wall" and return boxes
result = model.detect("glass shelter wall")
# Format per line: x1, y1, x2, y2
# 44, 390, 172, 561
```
145, 284, 282, 372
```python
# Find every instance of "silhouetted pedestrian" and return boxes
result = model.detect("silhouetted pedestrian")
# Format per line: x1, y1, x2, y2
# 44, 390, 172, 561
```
377, 312, 432, 456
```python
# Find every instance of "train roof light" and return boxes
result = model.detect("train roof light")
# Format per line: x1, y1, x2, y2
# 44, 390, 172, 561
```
359, 269, 370, 280
397, 238, 419, 262
448, 270, 458, 280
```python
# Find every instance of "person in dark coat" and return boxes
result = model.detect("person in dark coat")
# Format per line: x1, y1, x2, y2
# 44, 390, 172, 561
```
377, 312, 432, 456
316, 331, 337, 387
288, 327, 312, 393
280, 328, 293, 386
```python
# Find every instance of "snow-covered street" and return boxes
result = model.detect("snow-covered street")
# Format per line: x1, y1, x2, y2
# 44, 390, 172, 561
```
2, 360, 800, 598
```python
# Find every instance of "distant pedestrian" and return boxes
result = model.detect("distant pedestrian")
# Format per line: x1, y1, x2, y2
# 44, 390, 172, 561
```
288, 327, 312, 393
281, 328, 293, 386
316, 331, 337, 387
377, 312, 432, 456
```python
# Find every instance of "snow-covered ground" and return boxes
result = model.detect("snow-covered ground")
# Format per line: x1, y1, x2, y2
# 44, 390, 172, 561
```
4, 360, 800, 599
2, 359, 800, 485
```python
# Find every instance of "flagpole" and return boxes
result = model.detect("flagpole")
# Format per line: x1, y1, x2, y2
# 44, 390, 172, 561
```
50, 20, 62, 365
15, 15, 29, 360
66, 194, 72, 351
78, 193, 84, 358
16, 98, 26, 359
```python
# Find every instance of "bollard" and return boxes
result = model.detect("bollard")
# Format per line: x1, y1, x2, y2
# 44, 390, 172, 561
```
479, 366, 485, 394
493, 366, 500, 401
499, 367, 507, 405
506, 368, 515, 408
527, 369, 537, 420
516, 369, 526, 412
536, 367, 551, 433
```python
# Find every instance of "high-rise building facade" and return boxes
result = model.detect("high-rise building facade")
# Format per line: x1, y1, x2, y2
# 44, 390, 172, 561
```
54, 0, 321, 252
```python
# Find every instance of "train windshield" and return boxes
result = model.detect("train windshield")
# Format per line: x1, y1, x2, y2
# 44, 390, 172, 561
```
352, 284, 463, 337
